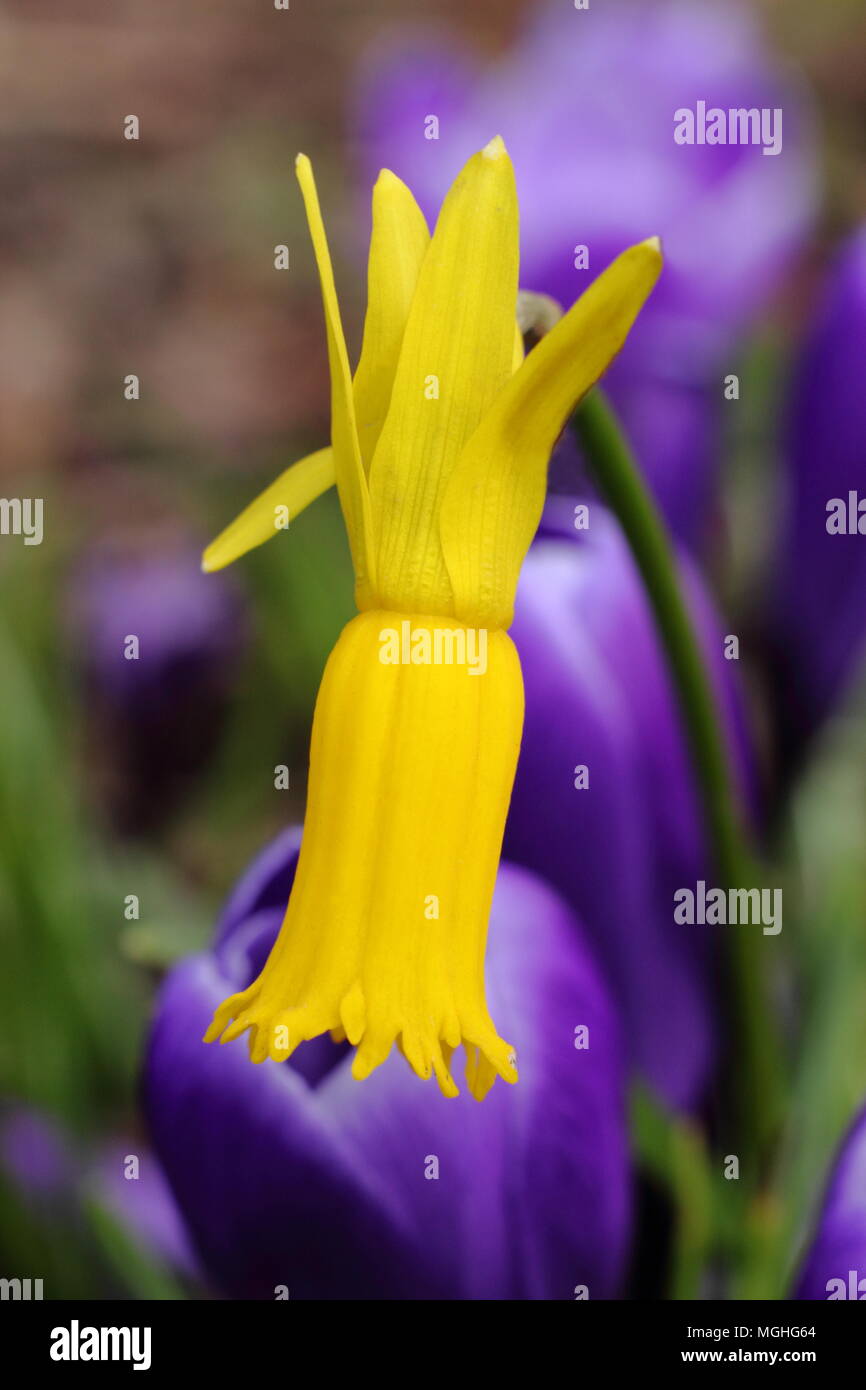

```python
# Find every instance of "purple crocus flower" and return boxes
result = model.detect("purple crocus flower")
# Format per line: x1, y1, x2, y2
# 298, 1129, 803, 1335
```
506, 505, 754, 1111
145, 830, 630, 1300
354, 0, 815, 538
794, 1105, 866, 1300
766, 228, 866, 770
69, 542, 245, 833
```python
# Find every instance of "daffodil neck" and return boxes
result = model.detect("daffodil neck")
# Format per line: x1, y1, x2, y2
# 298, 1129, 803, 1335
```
358, 608, 500, 676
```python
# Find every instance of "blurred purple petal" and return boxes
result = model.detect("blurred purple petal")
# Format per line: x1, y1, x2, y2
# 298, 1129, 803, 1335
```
794, 1105, 866, 1300
355, 0, 816, 541
94, 1142, 199, 1279
507, 512, 755, 1109
0, 1107, 74, 1200
69, 542, 246, 833
767, 227, 866, 762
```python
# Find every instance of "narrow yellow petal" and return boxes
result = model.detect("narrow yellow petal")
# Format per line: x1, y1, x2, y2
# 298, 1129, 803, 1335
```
296, 154, 377, 604
512, 321, 525, 375
201, 174, 427, 575
368, 137, 519, 616
441, 237, 663, 629
201, 447, 336, 573
353, 170, 430, 471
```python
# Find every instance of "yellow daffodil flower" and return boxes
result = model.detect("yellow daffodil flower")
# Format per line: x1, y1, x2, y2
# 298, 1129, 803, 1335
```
204, 138, 661, 1098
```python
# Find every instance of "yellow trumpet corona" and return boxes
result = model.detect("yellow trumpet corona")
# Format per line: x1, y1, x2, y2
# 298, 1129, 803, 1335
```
204, 138, 662, 1098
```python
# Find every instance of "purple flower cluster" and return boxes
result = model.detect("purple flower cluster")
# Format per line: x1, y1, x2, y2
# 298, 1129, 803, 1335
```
354, 0, 815, 540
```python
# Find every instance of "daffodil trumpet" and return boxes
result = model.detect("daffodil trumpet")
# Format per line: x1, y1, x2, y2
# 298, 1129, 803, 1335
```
204, 138, 662, 1097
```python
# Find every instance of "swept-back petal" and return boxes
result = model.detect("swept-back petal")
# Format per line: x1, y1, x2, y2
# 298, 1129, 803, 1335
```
201, 448, 335, 574
369, 136, 519, 616
353, 171, 430, 470
296, 154, 376, 603
440, 238, 662, 629
201, 174, 427, 574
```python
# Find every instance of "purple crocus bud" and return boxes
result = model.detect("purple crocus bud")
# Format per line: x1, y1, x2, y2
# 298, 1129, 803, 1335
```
794, 1106, 866, 1300
766, 228, 866, 768
69, 541, 245, 834
354, 0, 815, 539
144, 830, 630, 1300
506, 507, 754, 1111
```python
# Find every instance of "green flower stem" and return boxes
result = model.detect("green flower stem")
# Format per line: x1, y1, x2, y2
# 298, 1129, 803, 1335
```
630, 1084, 713, 1300
572, 389, 784, 1171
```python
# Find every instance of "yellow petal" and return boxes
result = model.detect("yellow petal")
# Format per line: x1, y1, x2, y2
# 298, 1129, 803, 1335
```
205, 610, 523, 1098
441, 237, 663, 629
296, 154, 377, 604
369, 136, 519, 616
353, 170, 430, 471
201, 173, 428, 574
201, 447, 335, 573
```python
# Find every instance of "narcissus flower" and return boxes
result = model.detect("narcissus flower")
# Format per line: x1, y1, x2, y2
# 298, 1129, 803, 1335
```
202, 139, 661, 1097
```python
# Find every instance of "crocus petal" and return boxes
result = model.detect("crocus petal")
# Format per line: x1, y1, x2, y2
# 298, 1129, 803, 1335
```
353, 170, 430, 470
146, 840, 630, 1299
440, 238, 662, 629
794, 1104, 866, 1300
505, 511, 755, 1109
214, 826, 303, 949
201, 448, 335, 573
767, 227, 866, 765
148, 955, 428, 1299
369, 136, 519, 616
69, 543, 246, 834
319, 864, 629, 1300
92, 1143, 199, 1279
296, 154, 377, 604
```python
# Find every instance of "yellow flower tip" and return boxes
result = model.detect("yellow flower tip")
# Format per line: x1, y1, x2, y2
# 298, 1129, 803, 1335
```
482, 134, 508, 160
294, 152, 310, 174
200, 548, 220, 574
374, 167, 401, 191
205, 611, 524, 1099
